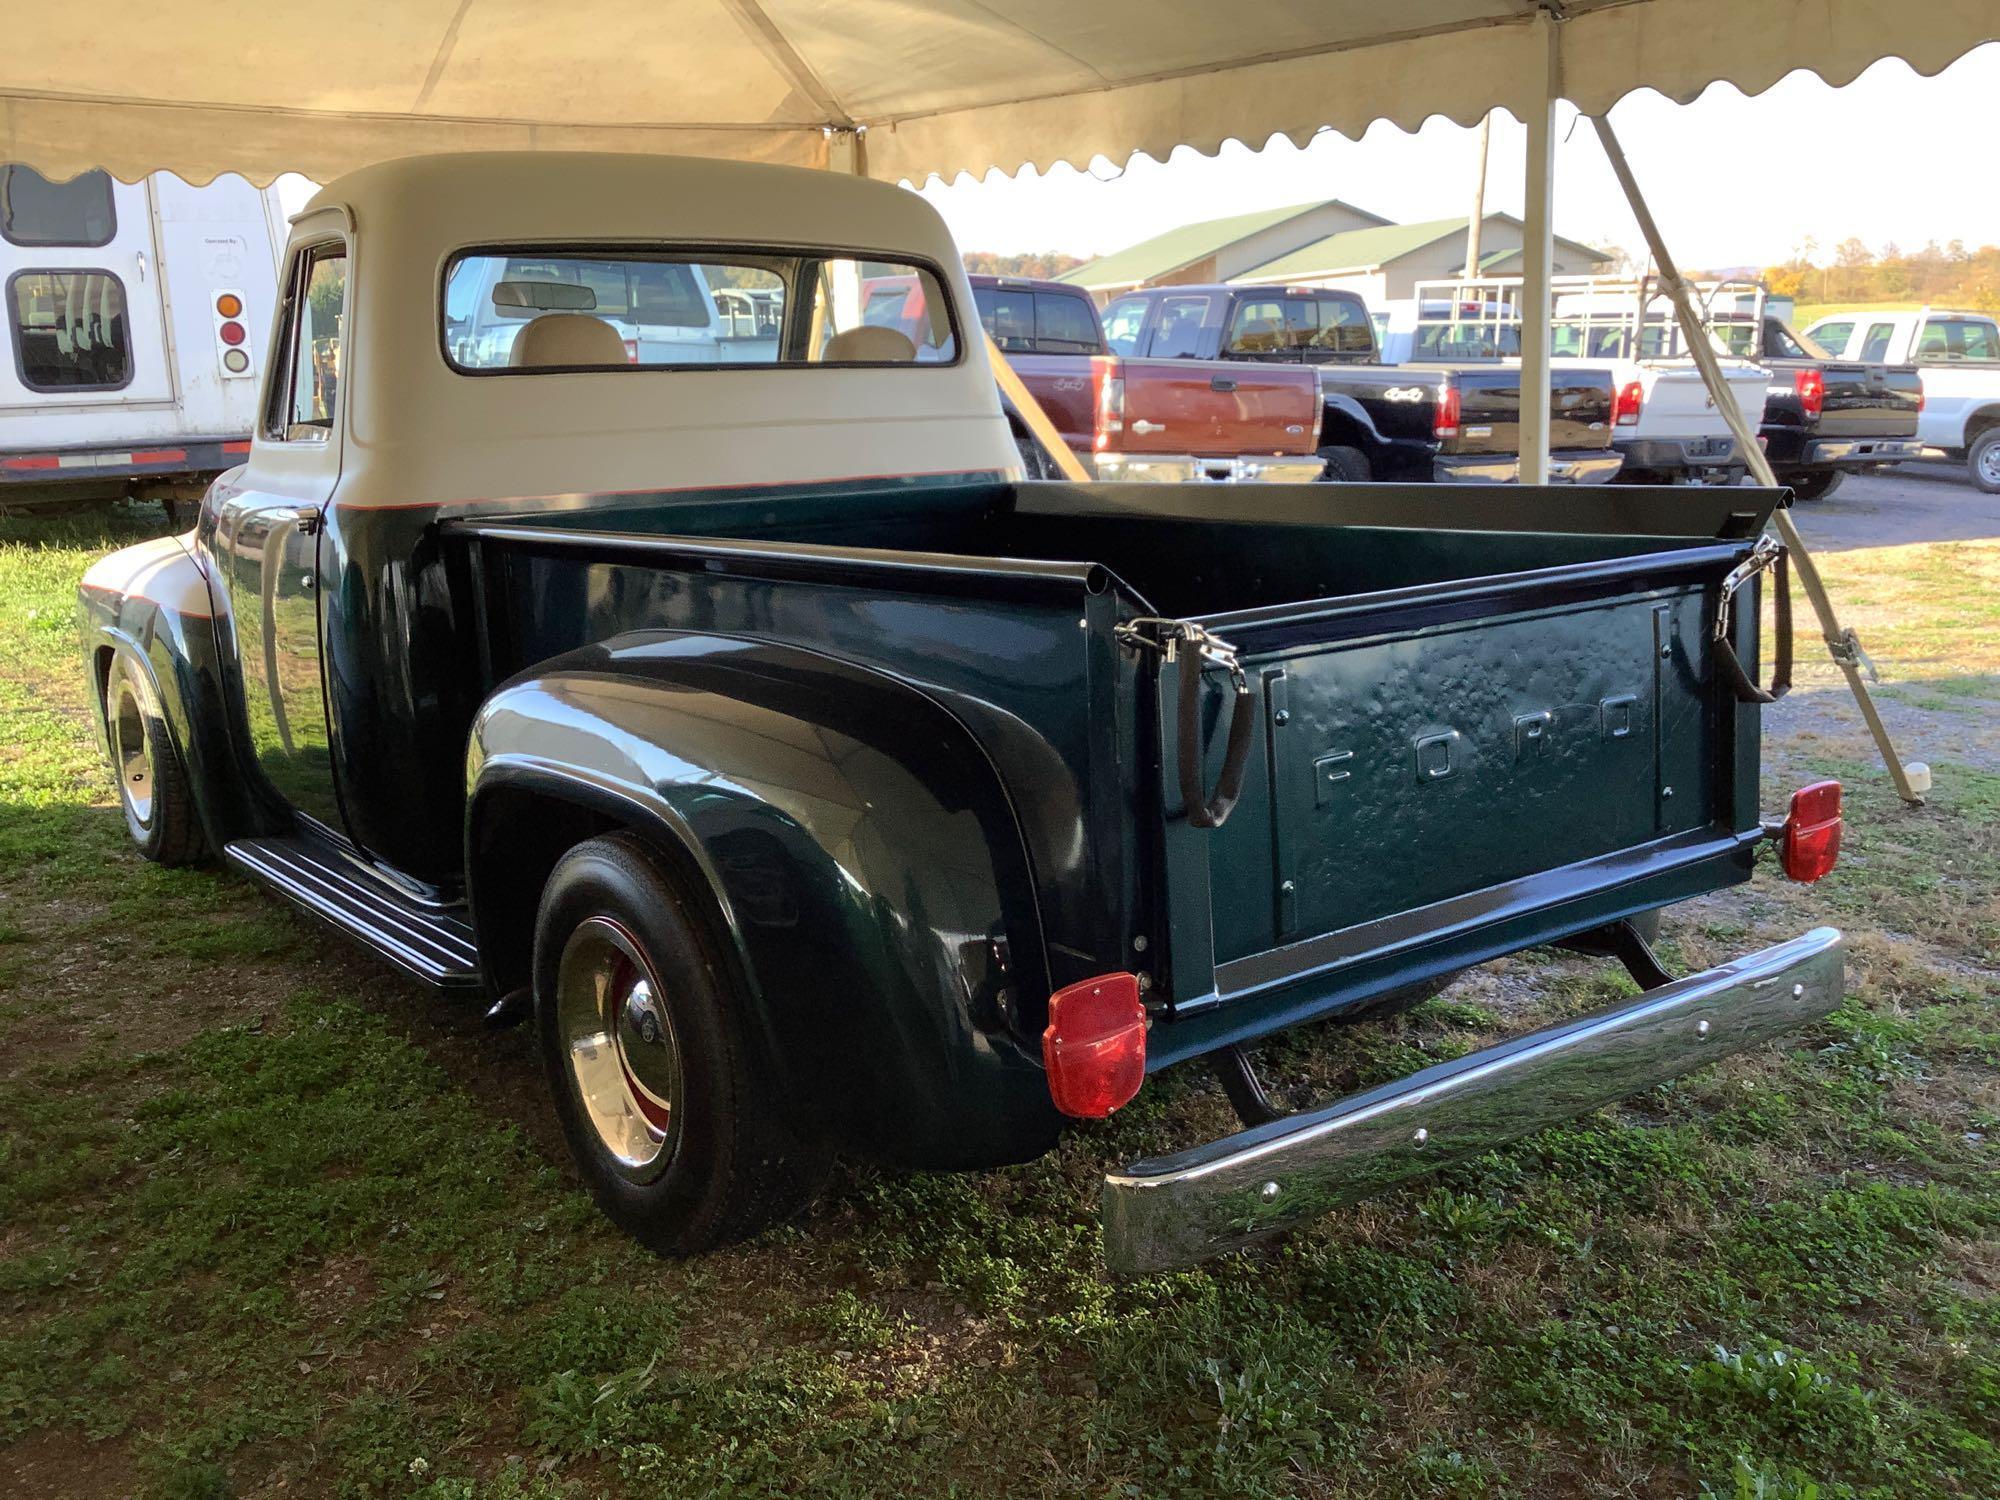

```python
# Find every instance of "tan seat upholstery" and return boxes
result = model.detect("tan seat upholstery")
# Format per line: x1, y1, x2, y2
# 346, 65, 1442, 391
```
509, 313, 628, 368
822, 325, 915, 363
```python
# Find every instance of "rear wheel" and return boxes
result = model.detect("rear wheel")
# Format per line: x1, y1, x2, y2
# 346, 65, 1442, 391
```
1317, 444, 1371, 483
1971, 429, 2000, 495
1788, 469, 1844, 502
533, 833, 830, 1255
105, 654, 205, 865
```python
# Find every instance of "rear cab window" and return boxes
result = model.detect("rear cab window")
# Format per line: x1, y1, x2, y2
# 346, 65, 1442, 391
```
442, 249, 958, 372
1101, 297, 1148, 356
971, 286, 1101, 355
1808, 321, 1854, 358
1858, 322, 1895, 361
1149, 295, 1214, 359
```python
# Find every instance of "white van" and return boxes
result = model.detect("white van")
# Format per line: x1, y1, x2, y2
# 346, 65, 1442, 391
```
1, 165, 286, 518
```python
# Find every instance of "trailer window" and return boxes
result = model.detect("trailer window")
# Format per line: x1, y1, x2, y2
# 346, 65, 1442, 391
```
442, 248, 957, 371
0, 166, 116, 248
7, 269, 132, 391
265, 243, 347, 440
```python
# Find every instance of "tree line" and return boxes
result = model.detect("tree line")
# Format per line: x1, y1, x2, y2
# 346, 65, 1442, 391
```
1764, 238, 2000, 311
960, 251, 1086, 281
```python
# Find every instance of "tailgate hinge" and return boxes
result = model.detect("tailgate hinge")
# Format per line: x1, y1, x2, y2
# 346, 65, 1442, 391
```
1117, 616, 1255, 830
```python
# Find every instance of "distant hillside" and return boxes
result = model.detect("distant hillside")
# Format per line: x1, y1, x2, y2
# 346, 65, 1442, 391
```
960, 251, 1086, 281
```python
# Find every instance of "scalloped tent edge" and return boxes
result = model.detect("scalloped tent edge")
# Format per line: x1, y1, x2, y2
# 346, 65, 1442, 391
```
0, 0, 1993, 189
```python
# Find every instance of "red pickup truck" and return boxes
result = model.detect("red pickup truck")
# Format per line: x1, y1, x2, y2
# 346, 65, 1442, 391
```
962, 275, 1325, 481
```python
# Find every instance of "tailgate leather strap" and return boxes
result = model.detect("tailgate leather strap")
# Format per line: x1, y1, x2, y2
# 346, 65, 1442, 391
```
1715, 539, 1792, 704
1116, 617, 1256, 829
1177, 644, 1256, 829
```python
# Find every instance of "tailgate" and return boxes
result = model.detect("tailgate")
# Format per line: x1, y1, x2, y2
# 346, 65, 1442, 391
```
1113, 358, 1318, 456
1438, 365, 1613, 455
1147, 538, 1763, 1035
1635, 364, 1765, 436
1816, 363, 1923, 439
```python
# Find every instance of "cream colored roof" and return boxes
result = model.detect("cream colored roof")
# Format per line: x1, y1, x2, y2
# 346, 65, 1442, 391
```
2, 1, 1993, 188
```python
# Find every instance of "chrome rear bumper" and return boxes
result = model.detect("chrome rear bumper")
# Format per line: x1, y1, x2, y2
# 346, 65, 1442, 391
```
1803, 437, 1924, 466
1095, 453, 1329, 484
1102, 927, 1842, 1274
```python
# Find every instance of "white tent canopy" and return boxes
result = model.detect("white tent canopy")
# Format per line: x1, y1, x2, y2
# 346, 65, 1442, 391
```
2, 0, 1992, 188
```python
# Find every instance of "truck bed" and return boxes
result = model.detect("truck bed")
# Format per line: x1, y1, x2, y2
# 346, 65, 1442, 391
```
446, 479, 1776, 1065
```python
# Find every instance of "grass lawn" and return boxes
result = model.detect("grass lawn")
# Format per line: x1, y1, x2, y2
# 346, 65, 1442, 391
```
2, 506, 1995, 1499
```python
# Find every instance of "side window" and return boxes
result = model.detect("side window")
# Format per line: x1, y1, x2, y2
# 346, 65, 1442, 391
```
1226, 298, 1288, 355
1307, 297, 1373, 353
1151, 297, 1212, 359
0, 165, 116, 247
1808, 321, 1853, 358
1101, 298, 1147, 356
7, 269, 132, 391
1858, 322, 1894, 361
266, 243, 347, 440
1032, 293, 1101, 354
974, 286, 1037, 351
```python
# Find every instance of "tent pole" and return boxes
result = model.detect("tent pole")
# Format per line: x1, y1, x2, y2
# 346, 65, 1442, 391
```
1589, 113, 1927, 806
1517, 16, 1558, 485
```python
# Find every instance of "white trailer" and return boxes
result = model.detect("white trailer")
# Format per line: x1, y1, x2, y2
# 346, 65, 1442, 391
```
1, 164, 285, 518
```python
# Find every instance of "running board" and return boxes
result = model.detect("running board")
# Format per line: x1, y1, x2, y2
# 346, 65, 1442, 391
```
225, 835, 484, 992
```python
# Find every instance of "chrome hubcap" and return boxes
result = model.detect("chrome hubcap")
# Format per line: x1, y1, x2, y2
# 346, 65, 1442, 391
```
110, 673, 154, 832
555, 917, 682, 1181
1979, 444, 2000, 485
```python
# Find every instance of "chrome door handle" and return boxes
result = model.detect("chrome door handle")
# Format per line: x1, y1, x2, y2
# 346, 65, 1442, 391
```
1131, 419, 1167, 434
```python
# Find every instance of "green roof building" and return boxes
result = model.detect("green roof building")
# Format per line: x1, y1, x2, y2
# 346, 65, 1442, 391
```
1058, 199, 1391, 296
1232, 212, 1612, 303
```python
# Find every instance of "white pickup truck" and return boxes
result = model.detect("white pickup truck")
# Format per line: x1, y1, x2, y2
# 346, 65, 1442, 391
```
1802, 308, 2000, 492
1546, 296, 1770, 486
1395, 284, 1770, 485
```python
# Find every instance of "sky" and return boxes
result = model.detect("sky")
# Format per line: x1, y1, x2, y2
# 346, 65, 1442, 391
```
913, 43, 2000, 273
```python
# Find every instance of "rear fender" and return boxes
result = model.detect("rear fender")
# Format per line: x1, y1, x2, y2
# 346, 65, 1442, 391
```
465, 631, 1062, 1168
75, 534, 258, 849
1318, 391, 1392, 448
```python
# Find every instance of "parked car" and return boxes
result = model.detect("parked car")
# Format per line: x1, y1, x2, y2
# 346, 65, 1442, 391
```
1710, 314, 1923, 500
80, 151, 1845, 1274
1801, 308, 2000, 492
1, 163, 284, 521
1102, 283, 1622, 484
968, 273, 1324, 482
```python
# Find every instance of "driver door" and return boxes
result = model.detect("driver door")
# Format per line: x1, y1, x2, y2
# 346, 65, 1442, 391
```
211, 225, 348, 832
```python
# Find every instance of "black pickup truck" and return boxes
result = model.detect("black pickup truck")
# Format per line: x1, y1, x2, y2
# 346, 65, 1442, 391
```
1100, 283, 1623, 484
81, 152, 1846, 1275
1714, 315, 1924, 500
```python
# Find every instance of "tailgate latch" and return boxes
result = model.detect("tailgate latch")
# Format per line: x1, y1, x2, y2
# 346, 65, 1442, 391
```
1713, 535, 1792, 704
1117, 618, 1255, 830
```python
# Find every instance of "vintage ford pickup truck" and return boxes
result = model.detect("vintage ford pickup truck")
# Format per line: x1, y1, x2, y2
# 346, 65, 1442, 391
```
79, 153, 1844, 1274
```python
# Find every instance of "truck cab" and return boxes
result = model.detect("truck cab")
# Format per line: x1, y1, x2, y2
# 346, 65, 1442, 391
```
79, 152, 1843, 1274
1802, 308, 2000, 492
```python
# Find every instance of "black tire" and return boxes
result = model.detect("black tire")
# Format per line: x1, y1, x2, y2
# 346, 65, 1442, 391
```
1970, 429, 2000, 495
1015, 436, 1049, 481
1317, 444, 1371, 483
532, 832, 830, 1255
104, 653, 205, 865
1787, 469, 1844, 502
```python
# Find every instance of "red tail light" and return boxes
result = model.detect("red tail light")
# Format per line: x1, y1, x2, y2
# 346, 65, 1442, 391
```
1043, 972, 1146, 1118
1614, 379, 1644, 426
1792, 367, 1825, 417
1433, 382, 1461, 439
1779, 780, 1843, 882
622, 339, 640, 365
1095, 369, 1126, 450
